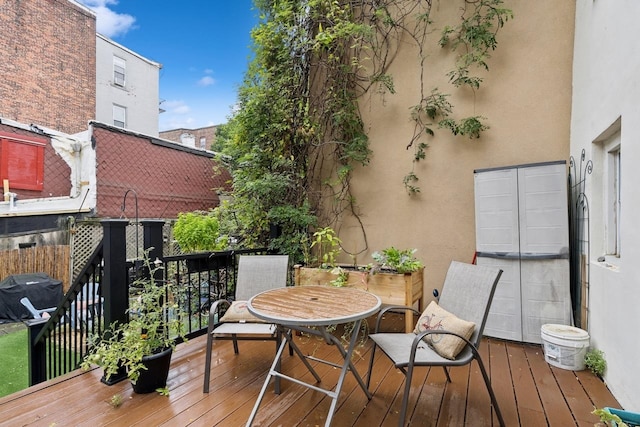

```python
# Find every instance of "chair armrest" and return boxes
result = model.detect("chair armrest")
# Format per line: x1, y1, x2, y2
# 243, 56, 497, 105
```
410, 329, 479, 361
207, 299, 231, 333
373, 305, 421, 333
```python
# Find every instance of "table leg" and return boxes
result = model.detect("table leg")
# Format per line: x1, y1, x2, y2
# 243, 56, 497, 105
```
324, 319, 370, 426
284, 329, 322, 383
246, 329, 289, 427
247, 320, 371, 427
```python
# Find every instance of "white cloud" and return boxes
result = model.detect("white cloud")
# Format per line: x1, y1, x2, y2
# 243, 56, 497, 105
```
197, 76, 216, 87
162, 100, 191, 115
78, 0, 136, 38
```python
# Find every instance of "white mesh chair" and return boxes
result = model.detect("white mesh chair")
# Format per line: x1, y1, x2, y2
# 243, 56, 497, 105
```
365, 260, 505, 427
203, 254, 289, 393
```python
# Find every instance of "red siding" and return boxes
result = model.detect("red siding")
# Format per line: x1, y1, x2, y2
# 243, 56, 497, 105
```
0, 124, 72, 200
93, 124, 232, 219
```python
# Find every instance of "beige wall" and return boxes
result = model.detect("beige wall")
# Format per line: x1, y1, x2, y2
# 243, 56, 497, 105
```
332, 1, 575, 299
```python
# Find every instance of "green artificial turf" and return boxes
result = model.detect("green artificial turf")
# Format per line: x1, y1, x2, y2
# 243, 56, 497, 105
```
0, 327, 29, 398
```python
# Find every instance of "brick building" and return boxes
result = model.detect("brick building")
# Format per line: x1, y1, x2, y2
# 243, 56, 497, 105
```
159, 125, 217, 151
0, 0, 96, 135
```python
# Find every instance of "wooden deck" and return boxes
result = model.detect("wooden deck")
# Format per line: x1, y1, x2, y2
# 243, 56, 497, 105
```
0, 314, 620, 426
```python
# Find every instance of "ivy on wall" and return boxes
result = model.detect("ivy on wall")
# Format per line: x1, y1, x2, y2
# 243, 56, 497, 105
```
214, 0, 512, 262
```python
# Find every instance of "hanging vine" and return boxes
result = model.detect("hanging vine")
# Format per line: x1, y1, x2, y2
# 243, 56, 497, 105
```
213, 0, 512, 262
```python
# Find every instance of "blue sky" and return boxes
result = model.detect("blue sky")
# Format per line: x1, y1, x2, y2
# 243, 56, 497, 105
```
77, 0, 258, 131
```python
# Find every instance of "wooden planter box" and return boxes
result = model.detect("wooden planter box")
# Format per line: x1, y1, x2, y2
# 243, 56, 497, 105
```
294, 265, 424, 333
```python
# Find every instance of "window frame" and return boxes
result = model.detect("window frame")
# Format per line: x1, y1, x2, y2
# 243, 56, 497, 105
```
605, 143, 621, 258
113, 104, 126, 128
113, 56, 126, 87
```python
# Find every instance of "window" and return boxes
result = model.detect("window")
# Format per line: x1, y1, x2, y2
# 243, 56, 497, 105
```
113, 104, 126, 128
113, 56, 126, 87
199, 137, 206, 149
0, 131, 46, 191
594, 122, 621, 261
605, 144, 621, 257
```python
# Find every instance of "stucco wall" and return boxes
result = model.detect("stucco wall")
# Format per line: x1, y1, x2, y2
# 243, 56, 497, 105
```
333, 1, 574, 301
571, 0, 640, 409
96, 35, 161, 137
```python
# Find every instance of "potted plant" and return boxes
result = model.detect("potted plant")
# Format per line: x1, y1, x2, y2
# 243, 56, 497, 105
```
173, 210, 229, 271
295, 236, 425, 333
81, 255, 186, 394
370, 247, 424, 274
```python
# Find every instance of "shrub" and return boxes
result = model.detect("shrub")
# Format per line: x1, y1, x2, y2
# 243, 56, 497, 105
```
584, 348, 606, 377
173, 211, 228, 253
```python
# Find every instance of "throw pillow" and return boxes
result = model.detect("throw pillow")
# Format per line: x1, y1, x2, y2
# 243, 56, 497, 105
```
413, 301, 476, 360
219, 301, 265, 323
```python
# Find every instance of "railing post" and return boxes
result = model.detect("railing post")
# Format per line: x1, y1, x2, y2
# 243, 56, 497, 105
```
100, 219, 129, 384
25, 318, 48, 385
142, 220, 165, 284
142, 220, 165, 262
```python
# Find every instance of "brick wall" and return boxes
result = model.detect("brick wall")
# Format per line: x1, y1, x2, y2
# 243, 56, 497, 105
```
93, 123, 232, 219
159, 125, 217, 150
0, 0, 96, 134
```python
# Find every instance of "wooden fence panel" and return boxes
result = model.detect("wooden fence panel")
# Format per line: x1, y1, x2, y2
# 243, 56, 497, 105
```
0, 246, 70, 292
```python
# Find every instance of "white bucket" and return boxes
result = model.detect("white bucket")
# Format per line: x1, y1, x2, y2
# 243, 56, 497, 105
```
540, 323, 590, 371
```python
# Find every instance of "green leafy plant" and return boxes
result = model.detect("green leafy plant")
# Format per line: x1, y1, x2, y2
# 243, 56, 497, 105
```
329, 266, 350, 287
81, 254, 186, 387
371, 247, 423, 274
592, 408, 628, 427
156, 387, 170, 396
173, 210, 228, 253
585, 348, 607, 377
109, 393, 124, 408
310, 227, 342, 268
214, 0, 511, 258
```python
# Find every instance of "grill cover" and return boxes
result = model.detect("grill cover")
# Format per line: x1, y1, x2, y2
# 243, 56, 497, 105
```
0, 273, 63, 322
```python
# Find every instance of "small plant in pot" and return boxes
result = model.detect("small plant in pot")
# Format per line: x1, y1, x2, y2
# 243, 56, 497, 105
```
370, 247, 424, 274
81, 255, 186, 394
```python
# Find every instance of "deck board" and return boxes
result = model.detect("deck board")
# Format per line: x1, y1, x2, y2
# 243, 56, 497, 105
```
0, 314, 620, 427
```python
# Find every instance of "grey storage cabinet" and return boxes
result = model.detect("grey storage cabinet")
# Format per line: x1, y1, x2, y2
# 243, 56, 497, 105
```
474, 161, 571, 344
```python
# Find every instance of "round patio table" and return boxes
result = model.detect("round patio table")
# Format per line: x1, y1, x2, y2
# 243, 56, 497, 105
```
246, 285, 381, 427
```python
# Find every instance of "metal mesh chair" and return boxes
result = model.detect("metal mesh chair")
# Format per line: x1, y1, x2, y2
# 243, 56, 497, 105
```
366, 260, 505, 427
203, 254, 289, 393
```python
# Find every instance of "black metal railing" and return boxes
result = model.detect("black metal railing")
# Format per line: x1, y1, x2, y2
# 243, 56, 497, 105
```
162, 248, 271, 341
26, 242, 106, 385
25, 218, 271, 386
